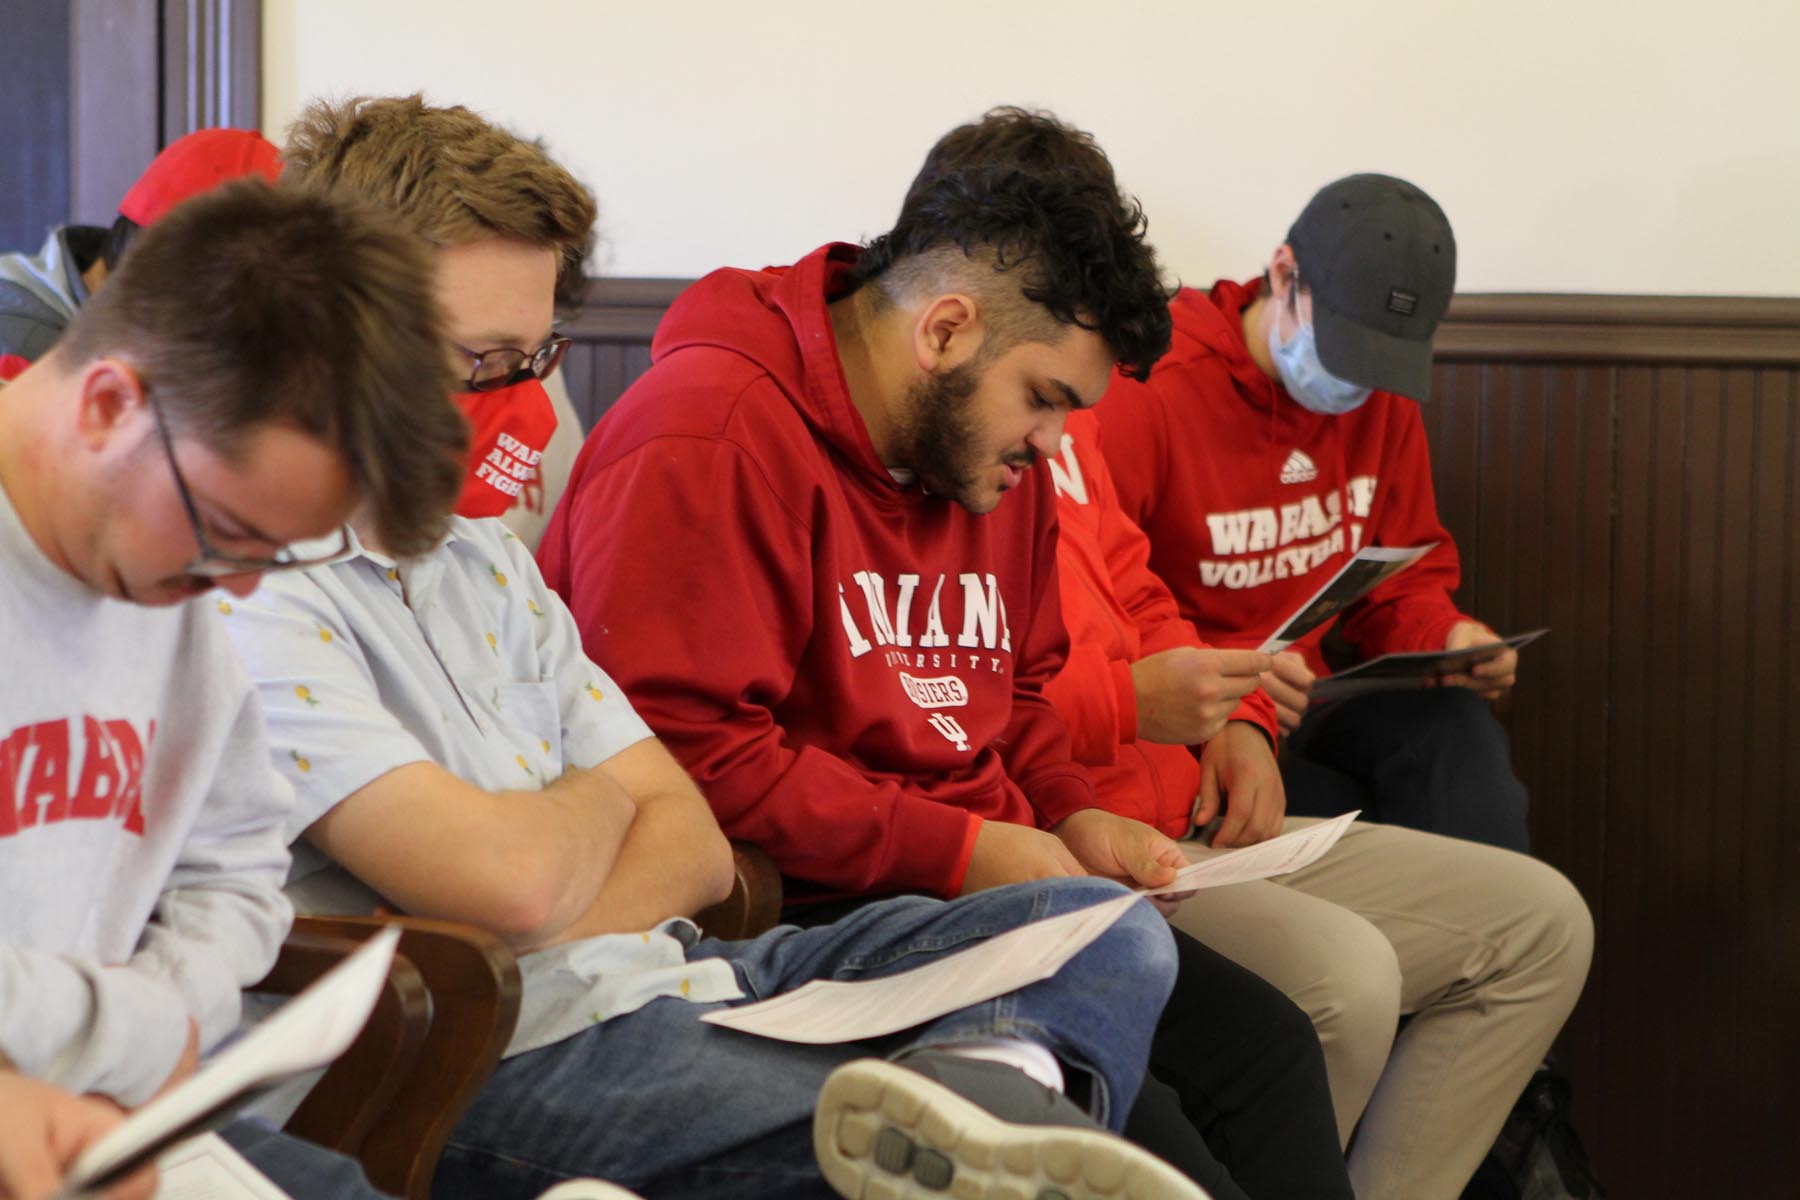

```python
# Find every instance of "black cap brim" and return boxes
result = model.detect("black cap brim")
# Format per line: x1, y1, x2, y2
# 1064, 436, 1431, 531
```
1312, 299, 1435, 401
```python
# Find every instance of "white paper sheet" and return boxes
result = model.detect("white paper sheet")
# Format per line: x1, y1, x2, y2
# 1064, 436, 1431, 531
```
702, 812, 1360, 1045
1152, 811, 1359, 895
700, 891, 1141, 1043
152, 1133, 291, 1200
1260, 545, 1437, 653
57, 926, 400, 1199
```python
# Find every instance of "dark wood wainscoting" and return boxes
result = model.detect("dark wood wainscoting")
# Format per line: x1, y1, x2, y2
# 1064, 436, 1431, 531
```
562, 285, 1800, 1197
1430, 296, 1799, 1197
558, 279, 687, 431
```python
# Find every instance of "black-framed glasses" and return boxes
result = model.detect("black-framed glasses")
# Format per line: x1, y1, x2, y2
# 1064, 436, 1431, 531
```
453, 333, 572, 392
146, 390, 350, 578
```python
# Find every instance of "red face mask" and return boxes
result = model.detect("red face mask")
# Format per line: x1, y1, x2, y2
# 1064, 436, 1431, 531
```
453, 378, 558, 519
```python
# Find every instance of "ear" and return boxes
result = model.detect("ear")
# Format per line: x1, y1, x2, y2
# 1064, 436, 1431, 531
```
1268, 244, 1300, 304
910, 292, 983, 374
73, 359, 149, 453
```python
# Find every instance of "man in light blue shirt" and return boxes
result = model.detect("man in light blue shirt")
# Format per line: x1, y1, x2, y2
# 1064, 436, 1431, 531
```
222, 94, 1199, 1200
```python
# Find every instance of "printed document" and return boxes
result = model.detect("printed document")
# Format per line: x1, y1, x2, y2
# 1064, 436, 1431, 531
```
56, 926, 400, 1199
1309, 629, 1549, 703
150, 1133, 291, 1200
702, 814, 1356, 1044
1260, 545, 1437, 653
1158, 811, 1358, 893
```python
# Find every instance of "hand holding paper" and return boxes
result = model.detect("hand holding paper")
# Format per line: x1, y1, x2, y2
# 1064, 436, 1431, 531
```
1438, 621, 1518, 696
1308, 630, 1548, 703
0, 1073, 155, 1200
55, 926, 400, 1200
1150, 811, 1357, 895
1131, 647, 1273, 745
1260, 651, 1315, 733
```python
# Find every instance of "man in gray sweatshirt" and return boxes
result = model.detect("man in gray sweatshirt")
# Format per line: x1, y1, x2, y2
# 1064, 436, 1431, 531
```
0, 179, 465, 1198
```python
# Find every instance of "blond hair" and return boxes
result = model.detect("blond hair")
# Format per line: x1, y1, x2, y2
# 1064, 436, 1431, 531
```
280, 94, 597, 305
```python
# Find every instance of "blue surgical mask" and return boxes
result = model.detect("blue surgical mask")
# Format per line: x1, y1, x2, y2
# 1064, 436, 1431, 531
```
1268, 306, 1373, 415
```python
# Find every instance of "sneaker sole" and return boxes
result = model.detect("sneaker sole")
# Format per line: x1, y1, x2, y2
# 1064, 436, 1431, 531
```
814, 1058, 1209, 1200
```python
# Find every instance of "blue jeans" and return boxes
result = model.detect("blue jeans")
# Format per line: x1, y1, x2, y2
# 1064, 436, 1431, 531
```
221, 1119, 394, 1198
434, 878, 1175, 1200
1284, 687, 1531, 853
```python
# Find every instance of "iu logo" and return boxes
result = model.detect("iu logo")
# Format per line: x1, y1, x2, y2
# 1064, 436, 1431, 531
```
927, 712, 972, 752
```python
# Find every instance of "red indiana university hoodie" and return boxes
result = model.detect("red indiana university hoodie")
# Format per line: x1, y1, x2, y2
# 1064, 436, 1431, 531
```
538, 244, 1097, 901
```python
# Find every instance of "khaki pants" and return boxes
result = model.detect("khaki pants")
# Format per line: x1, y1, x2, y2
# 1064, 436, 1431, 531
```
1168, 819, 1593, 1200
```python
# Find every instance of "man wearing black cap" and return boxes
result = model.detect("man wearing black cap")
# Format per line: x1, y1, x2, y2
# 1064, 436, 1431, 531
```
1097, 174, 1531, 856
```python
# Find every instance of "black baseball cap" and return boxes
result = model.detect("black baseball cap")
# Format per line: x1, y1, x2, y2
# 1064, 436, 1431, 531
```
1286, 173, 1456, 401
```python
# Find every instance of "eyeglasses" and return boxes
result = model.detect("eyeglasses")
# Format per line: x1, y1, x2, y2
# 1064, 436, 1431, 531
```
145, 390, 350, 578
453, 333, 572, 393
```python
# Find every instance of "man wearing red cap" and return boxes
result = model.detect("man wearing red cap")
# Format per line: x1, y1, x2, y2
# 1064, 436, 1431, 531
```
0, 127, 280, 378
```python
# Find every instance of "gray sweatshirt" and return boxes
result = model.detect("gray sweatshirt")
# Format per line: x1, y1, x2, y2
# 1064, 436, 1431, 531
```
0, 483, 296, 1105
0, 225, 103, 362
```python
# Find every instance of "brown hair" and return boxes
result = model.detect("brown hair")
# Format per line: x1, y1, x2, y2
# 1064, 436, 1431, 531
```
279, 94, 598, 307
57, 179, 467, 557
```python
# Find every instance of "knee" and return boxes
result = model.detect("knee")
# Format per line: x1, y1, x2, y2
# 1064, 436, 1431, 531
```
1111, 896, 1180, 999
1304, 921, 1404, 1058
1432, 688, 1523, 767
1507, 858, 1596, 995
1041, 879, 1179, 1003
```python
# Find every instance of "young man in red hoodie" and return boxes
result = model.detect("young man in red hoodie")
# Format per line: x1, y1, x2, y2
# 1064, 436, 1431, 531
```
542, 116, 1352, 1200
1096, 174, 1533, 857
914, 110, 1591, 1199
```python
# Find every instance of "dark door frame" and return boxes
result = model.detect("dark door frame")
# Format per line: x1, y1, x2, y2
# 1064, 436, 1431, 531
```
68, 0, 261, 226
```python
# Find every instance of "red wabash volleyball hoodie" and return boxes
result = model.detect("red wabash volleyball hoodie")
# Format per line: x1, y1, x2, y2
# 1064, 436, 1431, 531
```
1045, 408, 1278, 838
538, 243, 1096, 901
1096, 279, 1468, 678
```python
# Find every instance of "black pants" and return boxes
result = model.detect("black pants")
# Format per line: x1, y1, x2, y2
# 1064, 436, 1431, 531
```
1285, 687, 1531, 854
785, 899, 1352, 1200
1133, 927, 1352, 1200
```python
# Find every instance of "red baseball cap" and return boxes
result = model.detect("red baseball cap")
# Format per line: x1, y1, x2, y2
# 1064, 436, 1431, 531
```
117, 128, 283, 226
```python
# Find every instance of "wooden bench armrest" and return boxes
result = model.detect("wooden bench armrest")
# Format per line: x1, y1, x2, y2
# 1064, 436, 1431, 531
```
695, 841, 784, 940
255, 928, 432, 1154
284, 915, 522, 1199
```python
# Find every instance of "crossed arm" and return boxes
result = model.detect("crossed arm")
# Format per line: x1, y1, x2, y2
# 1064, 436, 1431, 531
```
302, 736, 732, 951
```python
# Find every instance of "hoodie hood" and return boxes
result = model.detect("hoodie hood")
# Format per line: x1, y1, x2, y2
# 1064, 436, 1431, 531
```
1167, 277, 1356, 455
652, 242, 899, 494
1183, 277, 1285, 414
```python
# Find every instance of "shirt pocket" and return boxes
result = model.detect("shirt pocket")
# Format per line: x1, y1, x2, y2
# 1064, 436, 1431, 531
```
494, 679, 565, 779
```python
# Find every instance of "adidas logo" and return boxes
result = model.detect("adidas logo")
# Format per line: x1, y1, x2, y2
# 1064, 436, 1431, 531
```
1280, 448, 1318, 484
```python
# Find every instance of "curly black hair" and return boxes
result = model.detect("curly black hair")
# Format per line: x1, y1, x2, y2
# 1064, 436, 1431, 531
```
854, 108, 1172, 380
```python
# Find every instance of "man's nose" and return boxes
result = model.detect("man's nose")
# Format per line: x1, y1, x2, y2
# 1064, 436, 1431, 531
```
1028, 411, 1069, 458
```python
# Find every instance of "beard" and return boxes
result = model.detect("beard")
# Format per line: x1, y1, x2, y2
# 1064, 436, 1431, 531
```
895, 361, 988, 510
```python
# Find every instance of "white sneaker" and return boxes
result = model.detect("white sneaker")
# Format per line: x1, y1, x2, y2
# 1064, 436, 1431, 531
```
533, 1181, 645, 1199
814, 1055, 1210, 1200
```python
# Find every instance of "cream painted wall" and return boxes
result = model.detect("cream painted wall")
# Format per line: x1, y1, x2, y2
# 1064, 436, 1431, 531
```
263, 0, 1800, 295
